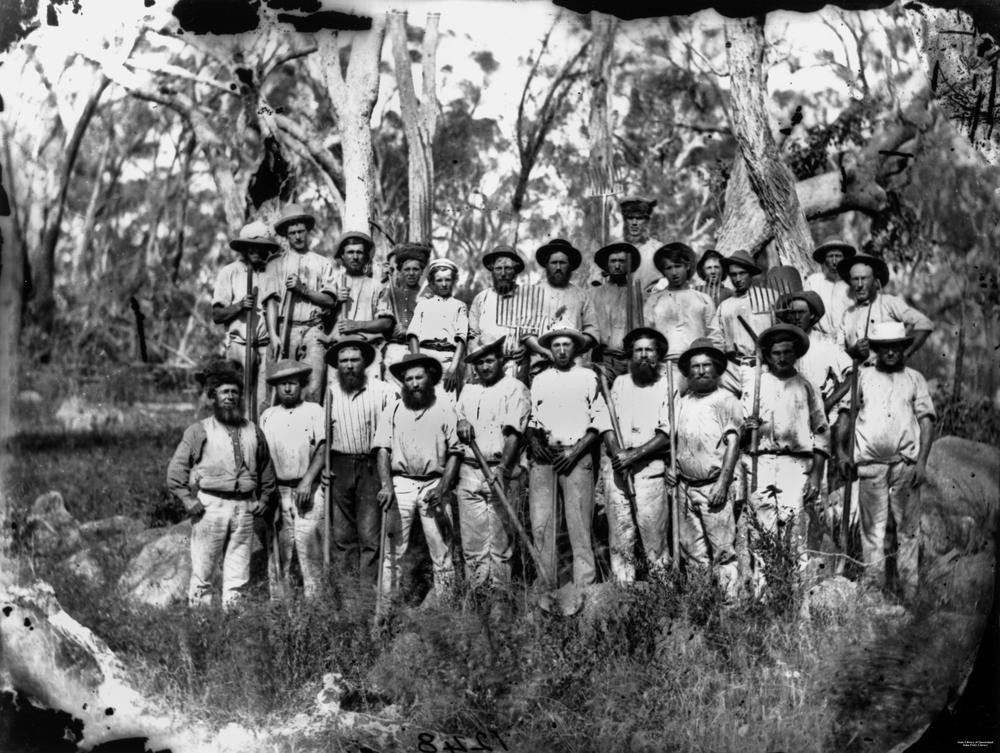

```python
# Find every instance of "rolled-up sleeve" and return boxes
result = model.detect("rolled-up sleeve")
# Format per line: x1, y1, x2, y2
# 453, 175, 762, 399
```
454, 301, 470, 344
911, 371, 937, 421
503, 383, 531, 436
372, 402, 396, 451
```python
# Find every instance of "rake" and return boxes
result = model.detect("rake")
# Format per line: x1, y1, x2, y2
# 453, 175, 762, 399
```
748, 265, 804, 325
496, 285, 548, 380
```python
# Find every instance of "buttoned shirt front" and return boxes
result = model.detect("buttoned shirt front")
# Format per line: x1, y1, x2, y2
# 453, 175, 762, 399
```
675, 388, 743, 480
372, 396, 461, 476
750, 370, 830, 456
803, 272, 852, 341
327, 377, 398, 455
456, 376, 531, 462
643, 286, 720, 357
529, 366, 611, 446
211, 261, 272, 342
837, 293, 933, 359
407, 294, 469, 345
609, 374, 672, 449
263, 249, 337, 324
843, 365, 936, 465
259, 401, 325, 481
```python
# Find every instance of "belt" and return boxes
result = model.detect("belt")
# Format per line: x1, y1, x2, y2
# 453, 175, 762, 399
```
419, 339, 457, 352
398, 471, 443, 481
751, 449, 813, 459
677, 472, 720, 488
462, 456, 498, 467
201, 488, 254, 501
277, 477, 302, 488
332, 452, 372, 460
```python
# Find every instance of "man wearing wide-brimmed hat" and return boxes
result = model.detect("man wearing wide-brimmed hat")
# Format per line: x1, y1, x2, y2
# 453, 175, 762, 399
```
617, 195, 663, 290
742, 324, 830, 596
836, 253, 932, 365
454, 337, 531, 588
324, 337, 398, 584
406, 257, 469, 392
709, 249, 774, 363
468, 244, 530, 379
643, 242, 721, 374
263, 204, 336, 403
166, 361, 277, 609
324, 230, 395, 381
373, 352, 462, 603
587, 241, 645, 378
664, 337, 742, 600
833, 322, 935, 600
211, 221, 282, 413
527, 326, 611, 588
693, 248, 734, 306
777, 290, 851, 414
523, 239, 600, 374
803, 237, 855, 341
383, 243, 432, 384
259, 359, 327, 597
599, 327, 674, 582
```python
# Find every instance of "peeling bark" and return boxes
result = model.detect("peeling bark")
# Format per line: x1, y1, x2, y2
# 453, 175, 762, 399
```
588, 12, 617, 246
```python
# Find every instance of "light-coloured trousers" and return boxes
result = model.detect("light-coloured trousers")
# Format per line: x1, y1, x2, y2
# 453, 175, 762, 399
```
380, 476, 455, 597
745, 454, 812, 595
529, 453, 596, 587
188, 491, 255, 608
678, 480, 738, 600
857, 460, 921, 597
456, 462, 513, 588
269, 484, 325, 598
604, 458, 670, 582
280, 323, 327, 403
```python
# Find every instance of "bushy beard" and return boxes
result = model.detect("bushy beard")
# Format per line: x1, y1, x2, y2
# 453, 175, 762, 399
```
629, 360, 660, 387
401, 384, 436, 411
494, 278, 515, 295
213, 402, 245, 426
337, 370, 366, 392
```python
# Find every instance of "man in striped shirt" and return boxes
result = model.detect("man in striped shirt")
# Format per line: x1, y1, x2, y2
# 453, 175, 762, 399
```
325, 337, 398, 584
467, 245, 530, 380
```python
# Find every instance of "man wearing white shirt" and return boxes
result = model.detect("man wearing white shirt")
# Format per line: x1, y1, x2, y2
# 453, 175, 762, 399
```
407, 258, 469, 392
527, 327, 611, 588
803, 238, 855, 342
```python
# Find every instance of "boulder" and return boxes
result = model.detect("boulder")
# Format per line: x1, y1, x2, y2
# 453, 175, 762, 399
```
54, 396, 125, 433
62, 547, 110, 585
24, 492, 83, 559
118, 521, 192, 608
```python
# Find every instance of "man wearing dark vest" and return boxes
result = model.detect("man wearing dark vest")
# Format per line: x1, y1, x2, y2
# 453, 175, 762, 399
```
167, 363, 277, 608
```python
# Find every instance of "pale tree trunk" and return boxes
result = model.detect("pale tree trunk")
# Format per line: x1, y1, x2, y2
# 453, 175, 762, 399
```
318, 15, 388, 238
588, 12, 617, 246
389, 11, 439, 245
70, 126, 113, 285
717, 17, 813, 273
0, 132, 24, 446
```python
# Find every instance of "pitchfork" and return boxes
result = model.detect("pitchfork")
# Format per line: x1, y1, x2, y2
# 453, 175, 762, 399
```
496, 286, 547, 382
748, 265, 804, 325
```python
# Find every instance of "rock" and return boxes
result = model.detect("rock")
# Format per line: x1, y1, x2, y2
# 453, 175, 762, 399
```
79, 516, 146, 547
925, 548, 996, 613
24, 492, 83, 559
799, 575, 857, 622
316, 672, 349, 715
54, 396, 124, 433
117, 522, 192, 608
63, 547, 110, 585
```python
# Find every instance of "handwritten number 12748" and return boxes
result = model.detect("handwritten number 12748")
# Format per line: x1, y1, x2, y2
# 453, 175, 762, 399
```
416, 730, 508, 752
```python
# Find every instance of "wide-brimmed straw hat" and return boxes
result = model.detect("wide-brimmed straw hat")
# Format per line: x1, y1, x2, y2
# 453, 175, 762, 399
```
678, 338, 727, 377
334, 230, 374, 259
594, 242, 640, 273
464, 336, 507, 364
538, 326, 589, 352
837, 253, 889, 287
387, 352, 443, 384
623, 326, 668, 355
273, 204, 317, 236
535, 239, 583, 271
812, 237, 857, 264
868, 321, 913, 346
482, 244, 526, 273
695, 249, 728, 281
759, 324, 810, 358
229, 221, 280, 254
265, 359, 312, 385
325, 336, 376, 367
722, 249, 762, 276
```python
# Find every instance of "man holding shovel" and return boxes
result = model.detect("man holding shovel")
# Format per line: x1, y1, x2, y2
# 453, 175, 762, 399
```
455, 337, 531, 589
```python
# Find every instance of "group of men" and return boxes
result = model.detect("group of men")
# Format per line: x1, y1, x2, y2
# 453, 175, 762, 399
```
167, 195, 936, 609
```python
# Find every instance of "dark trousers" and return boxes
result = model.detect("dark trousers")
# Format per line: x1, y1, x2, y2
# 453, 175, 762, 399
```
330, 453, 382, 584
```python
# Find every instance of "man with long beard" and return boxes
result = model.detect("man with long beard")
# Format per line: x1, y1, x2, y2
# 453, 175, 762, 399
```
373, 353, 462, 603
834, 322, 935, 601
468, 245, 530, 380
665, 338, 742, 601
600, 327, 673, 582
325, 337, 398, 584
259, 359, 326, 597
167, 362, 277, 608
588, 242, 644, 379
455, 337, 530, 589
527, 327, 610, 588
